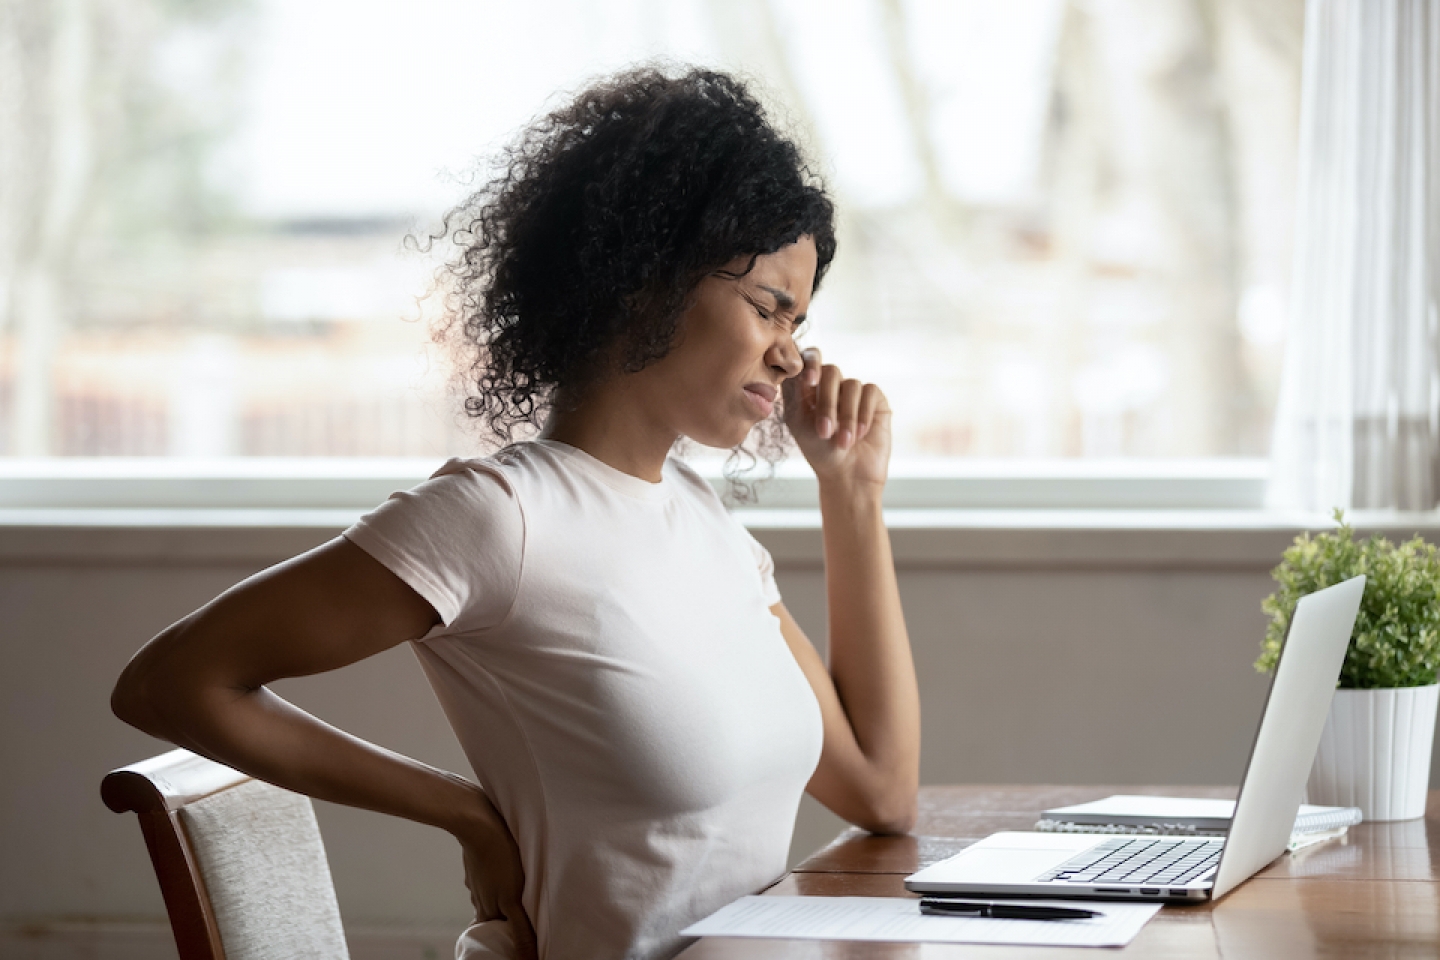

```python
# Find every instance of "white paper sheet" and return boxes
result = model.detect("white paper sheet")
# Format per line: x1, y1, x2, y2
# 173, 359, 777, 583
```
681, 896, 1162, 948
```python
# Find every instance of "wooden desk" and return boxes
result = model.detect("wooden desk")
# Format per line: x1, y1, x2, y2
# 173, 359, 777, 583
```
678, 785, 1440, 958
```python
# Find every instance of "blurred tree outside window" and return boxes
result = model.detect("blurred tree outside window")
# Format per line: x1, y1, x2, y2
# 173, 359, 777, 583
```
0, 0, 1302, 460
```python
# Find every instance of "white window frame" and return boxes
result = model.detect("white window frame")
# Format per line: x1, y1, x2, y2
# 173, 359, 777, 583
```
4, 459, 1437, 572
0, 457, 1268, 513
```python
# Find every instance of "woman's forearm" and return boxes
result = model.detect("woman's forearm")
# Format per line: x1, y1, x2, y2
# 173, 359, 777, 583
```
115, 623, 489, 838
111, 538, 497, 840
817, 480, 920, 826
113, 538, 533, 948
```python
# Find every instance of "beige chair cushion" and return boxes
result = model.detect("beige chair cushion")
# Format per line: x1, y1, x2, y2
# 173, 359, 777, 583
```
179, 778, 350, 960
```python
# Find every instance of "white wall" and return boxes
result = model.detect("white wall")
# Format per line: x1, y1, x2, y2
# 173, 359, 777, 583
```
2, 517, 1436, 956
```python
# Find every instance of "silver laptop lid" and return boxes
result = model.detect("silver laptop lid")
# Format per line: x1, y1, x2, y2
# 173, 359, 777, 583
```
1210, 575, 1364, 899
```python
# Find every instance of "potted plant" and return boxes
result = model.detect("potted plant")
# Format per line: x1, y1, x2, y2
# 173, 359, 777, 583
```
1256, 511, 1440, 820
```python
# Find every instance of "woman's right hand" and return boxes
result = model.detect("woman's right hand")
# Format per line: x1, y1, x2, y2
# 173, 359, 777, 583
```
456, 787, 537, 960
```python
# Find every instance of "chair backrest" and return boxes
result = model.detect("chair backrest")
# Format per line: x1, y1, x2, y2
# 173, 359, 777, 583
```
102, 748, 350, 960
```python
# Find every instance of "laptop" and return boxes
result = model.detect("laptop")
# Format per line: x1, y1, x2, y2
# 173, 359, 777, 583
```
905, 575, 1366, 905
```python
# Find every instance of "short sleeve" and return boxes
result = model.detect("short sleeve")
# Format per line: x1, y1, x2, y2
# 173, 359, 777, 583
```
742, 527, 783, 607
343, 459, 524, 635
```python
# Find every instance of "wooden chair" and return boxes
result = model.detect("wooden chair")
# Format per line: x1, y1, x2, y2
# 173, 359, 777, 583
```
102, 748, 350, 960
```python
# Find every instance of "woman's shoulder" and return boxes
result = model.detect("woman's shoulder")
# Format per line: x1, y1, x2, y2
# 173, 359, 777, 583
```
428, 441, 562, 492
429, 454, 508, 483
351, 454, 522, 536
437, 442, 722, 512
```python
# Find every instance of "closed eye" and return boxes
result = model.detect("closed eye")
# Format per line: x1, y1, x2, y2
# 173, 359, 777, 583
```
746, 295, 805, 331
747, 296, 782, 324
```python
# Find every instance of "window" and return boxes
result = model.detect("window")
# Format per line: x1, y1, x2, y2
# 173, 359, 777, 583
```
0, 0, 1300, 462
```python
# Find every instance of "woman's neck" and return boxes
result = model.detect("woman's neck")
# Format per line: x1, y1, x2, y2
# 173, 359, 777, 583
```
539, 385, 677, 483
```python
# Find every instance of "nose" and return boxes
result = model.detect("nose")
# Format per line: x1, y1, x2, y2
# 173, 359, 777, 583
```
768, 334, 803, 379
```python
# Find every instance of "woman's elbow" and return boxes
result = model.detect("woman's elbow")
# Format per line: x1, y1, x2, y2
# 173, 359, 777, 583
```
111, 626, 189, 738
111, 652, 162, 735
869, 803, 918, 837
856, 783, 918, 836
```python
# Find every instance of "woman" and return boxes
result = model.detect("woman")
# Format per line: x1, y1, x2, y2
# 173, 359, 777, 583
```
112, 67, 919, 960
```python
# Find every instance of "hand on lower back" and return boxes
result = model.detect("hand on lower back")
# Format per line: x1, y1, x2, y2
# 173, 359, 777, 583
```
457, 791, 537, 960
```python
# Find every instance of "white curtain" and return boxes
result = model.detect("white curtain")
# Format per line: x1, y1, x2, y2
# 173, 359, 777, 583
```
1267, 0, 1440, 511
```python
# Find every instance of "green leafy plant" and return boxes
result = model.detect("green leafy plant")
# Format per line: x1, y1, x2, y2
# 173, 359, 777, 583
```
1256, 510, 1440, 688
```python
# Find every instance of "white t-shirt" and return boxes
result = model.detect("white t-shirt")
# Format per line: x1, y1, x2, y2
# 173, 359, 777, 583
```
344, 440, 824, 960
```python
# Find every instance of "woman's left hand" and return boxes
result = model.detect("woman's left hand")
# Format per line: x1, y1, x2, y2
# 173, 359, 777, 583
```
782, 347, 892, 492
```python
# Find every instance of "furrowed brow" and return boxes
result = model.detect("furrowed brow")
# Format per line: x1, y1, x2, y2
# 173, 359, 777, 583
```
757, 284, 796, 311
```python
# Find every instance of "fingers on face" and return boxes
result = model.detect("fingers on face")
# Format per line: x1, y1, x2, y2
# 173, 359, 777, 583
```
812, 363, 842, 439
856, 382, 884, 441
802, 347, 823, 387
834, 378, 864, 449
810, 367, 887, 449
792, 348, 889, 449
781, 346, 821, 412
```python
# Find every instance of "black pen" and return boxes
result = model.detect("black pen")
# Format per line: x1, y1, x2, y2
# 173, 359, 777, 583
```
919, 898, 1101, 921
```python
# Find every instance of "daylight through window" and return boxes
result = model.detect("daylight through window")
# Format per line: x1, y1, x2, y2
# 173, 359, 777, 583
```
0, 0, 1303, 460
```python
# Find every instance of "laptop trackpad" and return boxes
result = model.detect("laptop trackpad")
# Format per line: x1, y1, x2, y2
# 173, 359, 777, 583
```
938, 847, 1069, 883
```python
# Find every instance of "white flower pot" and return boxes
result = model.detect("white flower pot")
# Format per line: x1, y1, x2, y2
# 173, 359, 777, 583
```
1306, 684, 1439, 821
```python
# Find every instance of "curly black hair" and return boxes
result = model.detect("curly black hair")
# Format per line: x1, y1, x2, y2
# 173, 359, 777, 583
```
428, 65, 837, 477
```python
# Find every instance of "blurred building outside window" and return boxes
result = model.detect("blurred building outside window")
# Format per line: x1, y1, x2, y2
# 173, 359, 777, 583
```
0, 0, 1303, 477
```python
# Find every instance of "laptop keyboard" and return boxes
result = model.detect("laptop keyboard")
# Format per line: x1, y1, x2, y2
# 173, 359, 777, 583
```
1035, 836, 1224, 886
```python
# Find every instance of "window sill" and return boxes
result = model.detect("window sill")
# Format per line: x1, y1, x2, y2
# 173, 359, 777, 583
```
3, 506, 1436, 567
0, 456, 1269, 510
